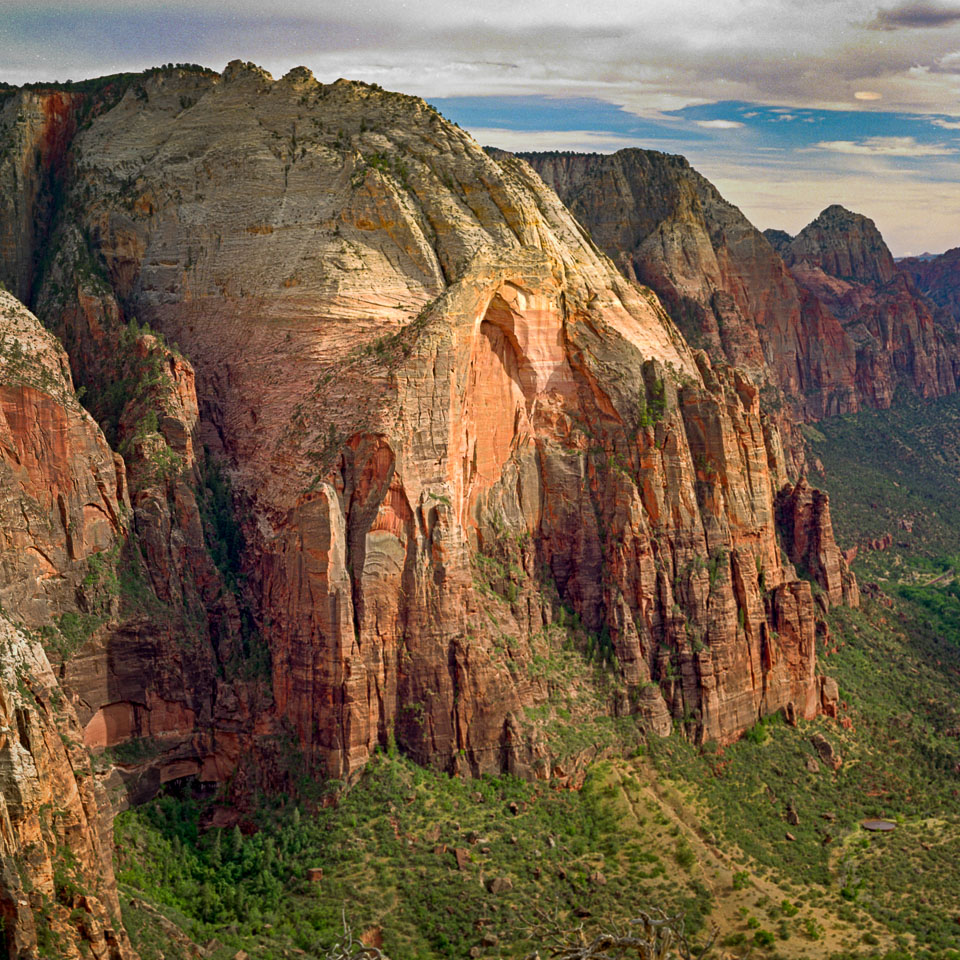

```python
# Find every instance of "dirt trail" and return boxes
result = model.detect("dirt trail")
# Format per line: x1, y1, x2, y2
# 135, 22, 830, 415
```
606, 759, 899, 958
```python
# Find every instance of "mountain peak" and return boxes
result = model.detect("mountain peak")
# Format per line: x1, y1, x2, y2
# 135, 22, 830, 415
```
787, 204, 896, 285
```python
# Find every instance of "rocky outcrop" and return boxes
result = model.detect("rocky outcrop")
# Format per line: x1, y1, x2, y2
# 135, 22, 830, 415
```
775, 478, 859, 608
521, 150, 960, 423
0, 616, 135, 959
0, 64, 852, 779
0, 65, 859, 795
0, 290, 124, 628
0, 291, 136, 956
783, 209, 959, 411
520, 150, 857, 421
0, 90, 82, 303
784, 205, 896, 286
0, 62, 866, 957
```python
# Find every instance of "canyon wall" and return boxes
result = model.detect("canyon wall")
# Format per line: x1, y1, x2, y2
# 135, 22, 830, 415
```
0, 64, 860, 951
0, 290, 135, 957
522, 150, 960, 422
899, 246, 960, 328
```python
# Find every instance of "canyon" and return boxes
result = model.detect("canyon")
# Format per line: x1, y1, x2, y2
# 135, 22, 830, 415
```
0, 65, 890, 956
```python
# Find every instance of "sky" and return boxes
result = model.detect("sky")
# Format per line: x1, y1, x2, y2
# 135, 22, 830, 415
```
3, 0, 960, 254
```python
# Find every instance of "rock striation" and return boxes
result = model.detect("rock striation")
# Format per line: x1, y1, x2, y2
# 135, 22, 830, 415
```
775, 479, 859, 609
0, 66, 855, 771
0, 291, 136, 956
0, 65, 860, 949
784, 204, 897, 286
522, 150, 960, 423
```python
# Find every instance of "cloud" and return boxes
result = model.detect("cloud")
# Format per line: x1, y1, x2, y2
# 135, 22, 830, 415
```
694, 119, 745, 129
868, 1, 960, 30
815, 135, 956, 155
855, 90, 883, 99
5, 1, 960, 120
931, 117, 960, 127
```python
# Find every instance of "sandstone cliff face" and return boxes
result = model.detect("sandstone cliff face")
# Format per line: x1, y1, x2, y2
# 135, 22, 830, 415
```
0, 90, 81, 304
783, 207, 959, 410
0, 291, 135, 957
521, 150, 857, 421
0, 63, 850, 786
0, 616, 135, 960
775, 479, 859, 609
784, 204, 897, 286
0, 65, 864, 952
522, 150, 960, 422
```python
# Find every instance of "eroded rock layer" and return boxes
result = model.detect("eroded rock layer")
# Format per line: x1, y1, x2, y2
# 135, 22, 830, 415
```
12, 66, 853, 766
899, 246, 960, 328
0, 291, 137, 956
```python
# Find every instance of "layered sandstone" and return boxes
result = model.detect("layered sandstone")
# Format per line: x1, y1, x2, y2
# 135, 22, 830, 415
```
0, 63, 850, 782
0, 615, 135, 959
775, 479, 859, 609
521, 150, 960, 421
784, 205, 897, 286
0, 89, 81, 303
0, 62, 870, 959
783, 207, 959, 409
899, 246, 960, 326
0, 291, 135, 957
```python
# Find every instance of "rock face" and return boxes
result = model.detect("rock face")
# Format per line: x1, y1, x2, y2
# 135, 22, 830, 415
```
0, 65, 858, 943
784, 205, 896, 286
781, 207, 957, 410
899, 246, 960, 327
0, 66, 854, 774
522, 150, 960, 422
0, 292, 136, 957
0, 89, 81, 304
775, 479, 859, 608
0, 617, 135, 959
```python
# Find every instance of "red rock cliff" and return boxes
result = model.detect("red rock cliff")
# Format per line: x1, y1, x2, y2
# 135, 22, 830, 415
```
0, 64, 851, 785
0, 291, 136, 957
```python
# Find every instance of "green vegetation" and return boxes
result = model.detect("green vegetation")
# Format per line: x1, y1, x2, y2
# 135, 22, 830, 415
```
116, 755, 715, 960
803, 390, 960, 578
94, 317, 181, 449
197, 456, 245, 591
647, 589, 960, 957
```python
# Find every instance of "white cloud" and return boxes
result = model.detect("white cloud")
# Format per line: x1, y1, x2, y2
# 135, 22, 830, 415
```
932, 117, 960, 128
694, 119, 745, 129
5, 0, 960, 118
815, 135, 956, 155
854, 90, 884, 100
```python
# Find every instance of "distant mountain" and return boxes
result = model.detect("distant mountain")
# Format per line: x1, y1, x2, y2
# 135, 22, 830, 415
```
522, 150, 960, 421
899, 247, 960, 326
